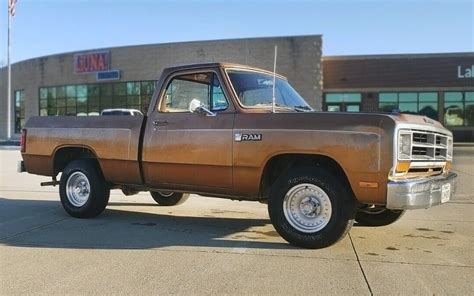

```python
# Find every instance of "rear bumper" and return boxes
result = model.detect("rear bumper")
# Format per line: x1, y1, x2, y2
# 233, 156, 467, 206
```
17, 160, 26, 173
386, 172, 457, 210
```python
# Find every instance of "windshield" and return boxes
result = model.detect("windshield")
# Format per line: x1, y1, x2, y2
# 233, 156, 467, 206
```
226, 69, 313, 111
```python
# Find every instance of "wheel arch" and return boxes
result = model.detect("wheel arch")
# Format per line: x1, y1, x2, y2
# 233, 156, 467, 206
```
259, 153, 355, 200
52, 145, 101, 176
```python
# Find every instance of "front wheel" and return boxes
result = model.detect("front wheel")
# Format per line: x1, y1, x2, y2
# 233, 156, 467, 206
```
268, 167, 356, 249
150, 191, 189, 206
355, 206, 405, 226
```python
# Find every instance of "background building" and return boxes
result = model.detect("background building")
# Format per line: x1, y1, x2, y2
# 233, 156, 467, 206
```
323, 53, 474, 141
0, 35, 323, 140
1, 35, 473, 141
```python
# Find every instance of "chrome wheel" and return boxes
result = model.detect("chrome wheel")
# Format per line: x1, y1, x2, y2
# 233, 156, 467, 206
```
158, 191, 174, 197
283, 183, 332, 233
66, 172, 91, 207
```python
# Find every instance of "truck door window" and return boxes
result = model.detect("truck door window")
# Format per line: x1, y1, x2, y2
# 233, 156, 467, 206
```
161, 72, 228, 113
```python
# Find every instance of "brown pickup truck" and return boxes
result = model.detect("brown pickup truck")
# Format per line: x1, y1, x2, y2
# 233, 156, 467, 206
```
19, 62, 457, 248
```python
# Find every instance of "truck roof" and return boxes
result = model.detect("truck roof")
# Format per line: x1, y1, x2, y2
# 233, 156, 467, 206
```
163, 62, 287, 80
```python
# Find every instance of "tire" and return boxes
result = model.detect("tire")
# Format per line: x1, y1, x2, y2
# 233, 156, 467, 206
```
268, 167, 356, 249
150, 191, 189, 206
355, 207, 405, 226
59, 159, 110, 218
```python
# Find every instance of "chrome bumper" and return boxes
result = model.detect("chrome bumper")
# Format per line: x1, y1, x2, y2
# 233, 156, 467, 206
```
17, 160, 26, 173
386, 172, 457, 210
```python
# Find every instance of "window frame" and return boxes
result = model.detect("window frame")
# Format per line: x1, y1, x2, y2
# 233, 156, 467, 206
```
157, 69, 230, 113
223, 67, 291, 110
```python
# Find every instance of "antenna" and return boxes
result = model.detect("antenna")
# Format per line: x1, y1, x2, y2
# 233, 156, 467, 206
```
272, 45, 277, 113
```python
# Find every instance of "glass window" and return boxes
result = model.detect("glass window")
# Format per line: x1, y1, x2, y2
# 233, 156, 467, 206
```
346, 105, 360, 112
100, 84, 112, 96
77, 85, 87, 97
141, 81, 155, 95
444, 91, 474, 126
399, 93, 417, 102
56, 86, 66, 98
127, 82, 141, 95
163, 73, 212, 112
114, 83, 127, 96
419, 92, 437, 102
324, 93, 361, 112
40, 88, 48, 100
445, 92, 462, 102
14, 90, 25, 133
379, 92, 438, 120
379, 93, 397, 102
161, 73, 229, 113
227, 70, 312, 111
66, 85, 76, 97
325, 93, 361, 103
88, 85, 100, 97
47, 88, 56, 99
327, 105, 341, 112
39, 81, 156, 117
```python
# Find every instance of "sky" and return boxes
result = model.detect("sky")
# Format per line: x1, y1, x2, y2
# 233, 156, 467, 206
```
0, 0, 473, 64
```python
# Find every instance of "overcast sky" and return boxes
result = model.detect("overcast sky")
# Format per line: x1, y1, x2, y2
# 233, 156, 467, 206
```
1, 0, 473, 63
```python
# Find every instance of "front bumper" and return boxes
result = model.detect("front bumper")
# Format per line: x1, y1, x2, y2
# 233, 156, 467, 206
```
386, 172, 457, 210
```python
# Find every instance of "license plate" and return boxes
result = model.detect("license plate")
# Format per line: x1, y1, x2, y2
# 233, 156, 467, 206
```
441, 183, 451, 203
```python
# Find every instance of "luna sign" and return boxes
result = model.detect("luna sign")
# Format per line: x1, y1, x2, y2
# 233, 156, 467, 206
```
74, 51, 110, 73
457, 65, 473, 79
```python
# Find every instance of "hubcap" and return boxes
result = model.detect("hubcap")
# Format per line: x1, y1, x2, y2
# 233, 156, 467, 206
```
66, 172, 91, 207
283, 183, 332, 233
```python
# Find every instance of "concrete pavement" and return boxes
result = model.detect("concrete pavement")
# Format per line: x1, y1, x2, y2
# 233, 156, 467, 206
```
1, 148, 473, 295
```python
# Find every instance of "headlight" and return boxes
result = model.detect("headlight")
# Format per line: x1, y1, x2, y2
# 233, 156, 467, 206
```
398, 131, 411, 160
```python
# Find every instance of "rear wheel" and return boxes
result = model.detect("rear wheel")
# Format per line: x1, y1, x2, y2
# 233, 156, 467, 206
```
355, 206, 405, 226
150, 191, 189, 206
268, 167, 356, 249
59, 159, 110, 218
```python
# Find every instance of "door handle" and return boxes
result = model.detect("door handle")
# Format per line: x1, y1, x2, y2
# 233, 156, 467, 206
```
153, 120, 168, 126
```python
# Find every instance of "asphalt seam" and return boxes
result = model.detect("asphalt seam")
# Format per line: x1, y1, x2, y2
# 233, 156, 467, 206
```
349, 233, 374, 296
0, 217, 69, 241
3, 239, 474, 270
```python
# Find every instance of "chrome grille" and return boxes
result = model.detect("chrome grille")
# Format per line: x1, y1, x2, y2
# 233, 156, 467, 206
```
411, 130, 449, 161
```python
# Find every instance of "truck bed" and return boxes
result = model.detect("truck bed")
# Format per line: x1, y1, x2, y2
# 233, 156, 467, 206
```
23, 116, 145, 185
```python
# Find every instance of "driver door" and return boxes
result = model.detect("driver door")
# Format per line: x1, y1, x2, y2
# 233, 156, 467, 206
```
142, 70, 235, 193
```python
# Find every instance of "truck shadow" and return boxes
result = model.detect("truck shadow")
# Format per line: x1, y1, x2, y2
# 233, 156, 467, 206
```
0, 198, 294, 250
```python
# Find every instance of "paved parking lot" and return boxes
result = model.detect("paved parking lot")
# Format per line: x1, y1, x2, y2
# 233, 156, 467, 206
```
1, 147, 473, 295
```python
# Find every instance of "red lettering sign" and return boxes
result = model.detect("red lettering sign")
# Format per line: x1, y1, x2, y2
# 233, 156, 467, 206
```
74, 51, 110, 73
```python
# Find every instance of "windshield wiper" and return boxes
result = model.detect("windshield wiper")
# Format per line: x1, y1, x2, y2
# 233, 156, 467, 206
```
293, 105, 313, 112
255, 102, 309, 112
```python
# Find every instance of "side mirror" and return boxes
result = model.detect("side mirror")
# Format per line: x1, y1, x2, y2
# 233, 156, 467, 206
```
189, 99, 202, 113
189, 99, 216, 117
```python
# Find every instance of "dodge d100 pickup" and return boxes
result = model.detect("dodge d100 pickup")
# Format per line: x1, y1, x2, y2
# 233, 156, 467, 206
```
19, 62, 457, 248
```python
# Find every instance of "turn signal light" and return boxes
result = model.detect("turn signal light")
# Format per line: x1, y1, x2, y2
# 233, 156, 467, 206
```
396, 161, 410, 173
445, 161, 452, 172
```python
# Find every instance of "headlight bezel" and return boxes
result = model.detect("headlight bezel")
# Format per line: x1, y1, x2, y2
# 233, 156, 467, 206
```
397, 130, 412, 161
